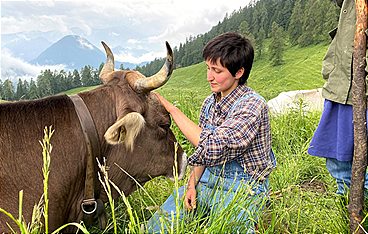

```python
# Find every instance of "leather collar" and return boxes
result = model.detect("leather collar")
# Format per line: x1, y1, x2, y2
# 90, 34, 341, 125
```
70, 94, 101, 225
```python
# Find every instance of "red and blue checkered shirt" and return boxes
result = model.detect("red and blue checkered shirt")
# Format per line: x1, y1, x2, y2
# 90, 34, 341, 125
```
188, 85, 275, 181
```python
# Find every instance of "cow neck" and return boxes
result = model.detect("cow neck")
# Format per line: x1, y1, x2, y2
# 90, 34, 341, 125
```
69, 94, 101, 225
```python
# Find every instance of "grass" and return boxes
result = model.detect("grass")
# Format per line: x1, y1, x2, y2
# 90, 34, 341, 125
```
3, 43, 365, 233
156, 43, 327, 102
62, 85, 100, 95
86, 98, 360, 233
2, 96, 364, 233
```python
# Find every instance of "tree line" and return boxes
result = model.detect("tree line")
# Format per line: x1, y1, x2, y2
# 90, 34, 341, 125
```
137, 0, 340, 75
0, 65, 102, 101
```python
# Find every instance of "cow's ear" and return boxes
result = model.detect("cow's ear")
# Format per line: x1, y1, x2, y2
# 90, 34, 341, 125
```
104, 112, 145, 151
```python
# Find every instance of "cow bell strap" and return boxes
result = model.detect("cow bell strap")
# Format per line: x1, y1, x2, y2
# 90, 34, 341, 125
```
70, 95, 101, 224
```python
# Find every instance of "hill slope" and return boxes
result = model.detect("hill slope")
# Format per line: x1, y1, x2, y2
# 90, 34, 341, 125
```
68, 43, 328, 102
157, 43, 327, 101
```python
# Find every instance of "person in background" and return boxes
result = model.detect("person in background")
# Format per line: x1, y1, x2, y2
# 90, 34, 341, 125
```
308, 0, 368, 195
147, 32, 276, 233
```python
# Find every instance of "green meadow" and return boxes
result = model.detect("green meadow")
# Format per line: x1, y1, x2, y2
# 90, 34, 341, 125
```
93, 43, 357, 233
4, 43, 367, 233
158, 43, 327, 102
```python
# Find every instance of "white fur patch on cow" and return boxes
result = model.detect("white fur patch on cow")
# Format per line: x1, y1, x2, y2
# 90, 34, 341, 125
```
104, 112, 145, 151
267, 88, 324, 114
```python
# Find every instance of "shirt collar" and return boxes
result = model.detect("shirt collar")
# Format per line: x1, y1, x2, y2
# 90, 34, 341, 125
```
211, 85, 252, 114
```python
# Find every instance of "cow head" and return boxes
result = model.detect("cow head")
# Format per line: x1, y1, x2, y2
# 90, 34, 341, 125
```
98, 41, 187, 195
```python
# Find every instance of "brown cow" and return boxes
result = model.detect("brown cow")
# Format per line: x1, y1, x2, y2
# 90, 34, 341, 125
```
0, 41, 187, 232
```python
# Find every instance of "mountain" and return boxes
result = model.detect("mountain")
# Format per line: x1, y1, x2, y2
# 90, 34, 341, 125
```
30, 35, 105, 70
30, 35, 139, 70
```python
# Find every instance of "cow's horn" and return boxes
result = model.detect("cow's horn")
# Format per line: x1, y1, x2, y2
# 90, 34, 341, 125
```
99, 41, 115, 84
132, 41, 173, 93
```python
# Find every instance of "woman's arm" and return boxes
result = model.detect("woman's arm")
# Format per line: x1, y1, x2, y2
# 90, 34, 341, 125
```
155, 93, 202, 147
185, 165, 205, 210
154, 93, 206, 209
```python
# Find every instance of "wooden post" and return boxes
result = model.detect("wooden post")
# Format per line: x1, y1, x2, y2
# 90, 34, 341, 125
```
349, 0, 368, 233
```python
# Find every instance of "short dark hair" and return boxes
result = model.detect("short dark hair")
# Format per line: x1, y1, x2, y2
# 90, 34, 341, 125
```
202, 32, 254, 85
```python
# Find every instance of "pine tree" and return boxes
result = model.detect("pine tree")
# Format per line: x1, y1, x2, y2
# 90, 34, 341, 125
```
37, 71, 53, 98
310, 0, 326, 44
298, 0, 317, 46
22, 80, 30, 100
81, 65, 94, 86
0, 80, 3, 100
92, 69, 101, 85
57, 70, 68, 92
3, 79, 15, 100
28, 79, 38, 100
50, 70, 63, 94
321, 0, 340, 43
269, 21, 285, 66
251, 2, 268, 38
16, 79, 26, 100
288, 0, 304, 45
72, 69, 82, 88
239, 21, 255, 46
256, 27, 266, 59
65, 71, 74, 91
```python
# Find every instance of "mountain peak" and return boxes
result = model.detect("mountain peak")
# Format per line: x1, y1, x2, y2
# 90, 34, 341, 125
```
30, 35, 105, 69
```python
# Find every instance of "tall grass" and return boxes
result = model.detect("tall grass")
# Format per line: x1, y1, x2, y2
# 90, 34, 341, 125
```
93, 93, 357, 233
1, 95, 364, 233
96, 140, 268, 233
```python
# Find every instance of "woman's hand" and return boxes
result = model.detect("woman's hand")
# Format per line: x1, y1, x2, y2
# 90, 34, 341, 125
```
153, 92, 175, 113
153, 92, 202, 146
184, 186, 197, 210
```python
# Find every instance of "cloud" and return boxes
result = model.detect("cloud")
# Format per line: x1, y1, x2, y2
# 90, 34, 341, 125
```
77, 37, 94, 50
1, 0, 250, 79
115, 50, 164, 64
1, 49, 66, 83
2, 0, 248, 44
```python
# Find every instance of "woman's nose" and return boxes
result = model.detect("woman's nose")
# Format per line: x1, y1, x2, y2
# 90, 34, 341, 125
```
207, 70, 214, 81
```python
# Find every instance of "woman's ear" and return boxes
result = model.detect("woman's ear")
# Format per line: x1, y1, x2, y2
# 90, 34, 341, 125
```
235, 68, 245, 79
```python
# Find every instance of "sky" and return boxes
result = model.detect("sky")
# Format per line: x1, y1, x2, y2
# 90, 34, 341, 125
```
1, 0, 251, 81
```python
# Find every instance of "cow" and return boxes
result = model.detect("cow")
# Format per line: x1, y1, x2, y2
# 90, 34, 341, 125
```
0, 41, 187, 232
267, 88, 324, 114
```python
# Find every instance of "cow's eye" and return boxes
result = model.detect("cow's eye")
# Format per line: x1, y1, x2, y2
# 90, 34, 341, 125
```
159, 123, 170, 130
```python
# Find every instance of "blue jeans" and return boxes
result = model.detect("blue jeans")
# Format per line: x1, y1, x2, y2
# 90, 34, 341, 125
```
326, 158, 368, 195
146, 161, 270, 233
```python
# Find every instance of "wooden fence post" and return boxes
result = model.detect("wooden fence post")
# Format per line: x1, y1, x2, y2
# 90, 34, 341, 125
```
349, 0, 368, 233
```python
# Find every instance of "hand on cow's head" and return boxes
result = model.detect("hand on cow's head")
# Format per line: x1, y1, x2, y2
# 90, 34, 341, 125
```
104, 112, 145, 151
152, 92, 175, 114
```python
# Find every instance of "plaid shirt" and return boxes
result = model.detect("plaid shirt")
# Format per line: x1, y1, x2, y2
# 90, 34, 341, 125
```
188, 85, 275, 180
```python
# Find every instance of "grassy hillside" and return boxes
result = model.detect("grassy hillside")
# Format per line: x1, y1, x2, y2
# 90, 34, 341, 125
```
63, 85, 100, 95
157, 43, 327, 102
68, 43, 328, 103
250, 44, 327, 100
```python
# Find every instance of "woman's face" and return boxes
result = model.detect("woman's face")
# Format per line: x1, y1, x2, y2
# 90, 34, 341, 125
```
205, 58, 244, 98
